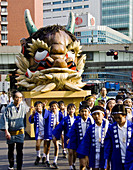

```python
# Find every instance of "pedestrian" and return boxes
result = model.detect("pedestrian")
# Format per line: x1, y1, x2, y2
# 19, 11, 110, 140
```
95, 87, 109, 106
2, 91, 27, 170
44, 100, 63, 169
0, 90, 8, 112
67, 101, 94, 170
29, 101, 47, 165
53, 103, 76, 160
104, 104, 133, 170
77, 106, 109, 170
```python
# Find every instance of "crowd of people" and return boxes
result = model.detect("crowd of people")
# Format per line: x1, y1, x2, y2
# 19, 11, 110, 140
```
1, 87, 133, 170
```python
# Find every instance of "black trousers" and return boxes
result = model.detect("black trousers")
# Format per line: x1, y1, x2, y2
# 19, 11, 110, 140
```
0, 104, 7, 112
8, 142, 23, 170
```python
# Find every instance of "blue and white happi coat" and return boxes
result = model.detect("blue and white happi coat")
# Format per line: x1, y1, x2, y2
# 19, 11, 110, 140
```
77, 119, 109, 168
53, 115, 76, 148
44, 110, 63, 140
29, 110, 46, 140
104, 120, 133, 170
67, 116, 94, 151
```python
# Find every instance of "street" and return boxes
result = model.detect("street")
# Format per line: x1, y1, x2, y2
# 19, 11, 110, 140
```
0, 131, 79, 170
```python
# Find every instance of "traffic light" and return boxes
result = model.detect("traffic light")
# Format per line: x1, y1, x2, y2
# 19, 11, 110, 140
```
106, 50, 118, 60
113, 51, 118, 60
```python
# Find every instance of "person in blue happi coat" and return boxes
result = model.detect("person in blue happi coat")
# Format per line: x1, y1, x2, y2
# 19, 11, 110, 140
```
29, 101, 48, 165
124, 136, 133, 170
58, 100, 67, 157
104, 104, 133, 170
68, 101, 94, 170
77, 106, 109, 170
44, 100, 63, 169
53, 103, 76, 166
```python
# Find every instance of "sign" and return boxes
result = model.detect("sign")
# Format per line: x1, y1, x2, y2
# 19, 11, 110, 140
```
75, 17, 83, 25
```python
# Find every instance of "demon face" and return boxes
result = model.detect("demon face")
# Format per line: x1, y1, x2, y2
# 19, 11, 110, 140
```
16, 9, 86, 92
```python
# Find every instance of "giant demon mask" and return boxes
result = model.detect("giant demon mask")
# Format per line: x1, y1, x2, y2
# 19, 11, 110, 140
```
15, 9, 86, 92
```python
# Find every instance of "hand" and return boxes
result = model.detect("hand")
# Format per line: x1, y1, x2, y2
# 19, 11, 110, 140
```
43, 100, 48, 108
30, 106, 35, 115
5, 131, 11, 140
67, 139, 70, 144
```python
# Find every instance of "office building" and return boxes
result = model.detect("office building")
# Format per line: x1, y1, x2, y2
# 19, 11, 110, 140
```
0, 0, 43, 46
43, 0, 102, 27
102, 0, 133, 40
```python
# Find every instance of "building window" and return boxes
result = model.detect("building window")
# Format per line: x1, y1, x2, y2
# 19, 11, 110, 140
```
73, 0, 82, 2
43, 2, 51, 5
73, 6, 82, 9
84, 5, 89, 8
63, 0, 72, 3
53, 1, 61, 5
2, 34, 7, 40
2, 25, 7, 31
63, 7, 72, 10
1, 16, 7, 21
53, 8, 61, 11
43, 9, 51, 12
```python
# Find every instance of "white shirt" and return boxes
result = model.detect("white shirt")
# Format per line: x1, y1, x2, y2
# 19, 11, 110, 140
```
95, 124, 102, 153
117, 121, 127, 163
38, 113, 44, 133
53, 111, 59, 128
0, 94, 8, 104
70, 115, 75, 126
81, 118, 87, 137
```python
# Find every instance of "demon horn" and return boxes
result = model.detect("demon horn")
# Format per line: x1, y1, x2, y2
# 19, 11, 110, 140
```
24, 9, 37, 36
66, 12, 75, 34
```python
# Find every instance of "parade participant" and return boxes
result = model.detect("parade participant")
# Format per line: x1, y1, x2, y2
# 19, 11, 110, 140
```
106, 98, 116, 123
116, 95, 124, 104
0, 91, 8, 112
95, 87, 109, 106
84, 95, 95, 110
77, 106, 109, 170
2, 91, 27, 170
44, 101, 63, 169
29, 101, 47, 165
104, 104, 133, 170
68, 101, 94, 170
58, 100, 67, 156
124, 135, 133, 170
53, 103, 76, 161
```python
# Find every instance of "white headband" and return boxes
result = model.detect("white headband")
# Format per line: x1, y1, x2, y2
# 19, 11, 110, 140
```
91, 110, 104, 114
123, 98, 132, 103
111, 111, 123, 114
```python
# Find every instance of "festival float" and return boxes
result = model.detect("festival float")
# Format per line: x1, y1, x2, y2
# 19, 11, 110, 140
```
15, 9, 91, 137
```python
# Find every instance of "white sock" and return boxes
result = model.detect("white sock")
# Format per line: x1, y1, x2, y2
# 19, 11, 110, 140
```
70, 165, 73, 169
54, 156, 58, 163
36, 150, 41, 157
43, 153, 46, 158
46, 153, 49, 161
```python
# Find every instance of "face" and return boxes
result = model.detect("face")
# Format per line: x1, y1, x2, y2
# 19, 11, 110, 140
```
117, 100, 123, 104
35, 103, 43, 113
92, 111, 104, 126
50, 103, 58, 113
87, 98, 95, 108
67, 107, 75, 116
13, 92, 23, 106
100, 88, 107, 97
59, 103, 65, 110
113, 114, 126, 127
124, 99, 132, 107
80, 109, 90, 121
108, 100, 116, 110
126, 108, 132, 115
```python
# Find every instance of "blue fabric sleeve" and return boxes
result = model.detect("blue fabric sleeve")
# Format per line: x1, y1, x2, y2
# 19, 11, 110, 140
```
77, 127, 91, 156
104, 126, 112, 160
52, 119, 64, 140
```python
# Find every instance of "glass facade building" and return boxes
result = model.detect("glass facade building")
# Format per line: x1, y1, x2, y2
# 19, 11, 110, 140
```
74, 26, 132, 45
102, 0, 133, 39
